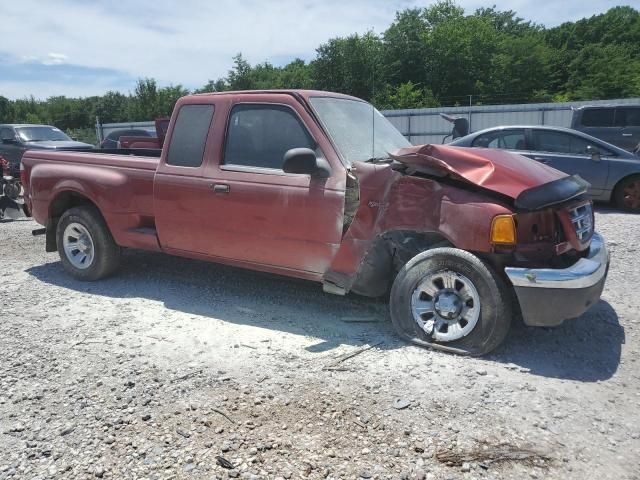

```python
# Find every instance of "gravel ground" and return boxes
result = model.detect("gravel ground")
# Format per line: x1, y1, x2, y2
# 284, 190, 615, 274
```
0, 209, 639, 480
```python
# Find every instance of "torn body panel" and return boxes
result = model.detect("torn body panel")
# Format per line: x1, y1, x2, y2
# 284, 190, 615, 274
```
325, 145, 591, 297
325, 161, 514, 296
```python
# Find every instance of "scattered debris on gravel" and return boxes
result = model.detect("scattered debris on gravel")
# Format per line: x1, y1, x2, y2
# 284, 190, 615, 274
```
434, 438, 552, 468
1, 208, 639, 479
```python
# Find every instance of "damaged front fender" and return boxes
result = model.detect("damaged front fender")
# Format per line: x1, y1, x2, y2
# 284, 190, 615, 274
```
324, 159, 514, 296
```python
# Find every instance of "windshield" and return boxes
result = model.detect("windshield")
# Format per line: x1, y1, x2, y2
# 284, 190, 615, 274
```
16, 126, 71, 142
309, 97, 411, 165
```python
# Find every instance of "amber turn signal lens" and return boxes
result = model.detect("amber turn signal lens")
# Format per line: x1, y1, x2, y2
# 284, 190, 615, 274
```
491, 215, 516, 245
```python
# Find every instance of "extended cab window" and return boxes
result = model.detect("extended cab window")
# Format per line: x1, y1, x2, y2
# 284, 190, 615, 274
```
224, 104, 314, 170
580, 108, 614, 127
472, 129, 526, 150
166, 104, 214, 167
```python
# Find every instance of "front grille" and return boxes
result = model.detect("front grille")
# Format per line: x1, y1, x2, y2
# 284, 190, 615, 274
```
569, 203, 593, 242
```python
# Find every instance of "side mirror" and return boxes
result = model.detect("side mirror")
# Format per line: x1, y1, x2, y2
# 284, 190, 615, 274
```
282, 148, 331, 178
586, 145, 601, 161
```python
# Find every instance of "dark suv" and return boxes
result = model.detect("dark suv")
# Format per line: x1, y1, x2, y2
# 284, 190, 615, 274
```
0, 124, 93, 175
571, 105, 640, 152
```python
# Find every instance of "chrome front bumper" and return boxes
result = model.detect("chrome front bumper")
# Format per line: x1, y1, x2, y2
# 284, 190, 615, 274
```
505, 232, 610, 327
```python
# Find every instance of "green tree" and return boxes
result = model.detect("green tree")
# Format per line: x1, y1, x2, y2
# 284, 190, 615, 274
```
0, 96, 13, 122
129, 78, 160, 120
312, 31, 384, 101
374, 82, 438, 109
158, 85, 190, 116
194, 79, 228, 93
427, 16, 500, 102
382, 9, 431, 88
564, 44, 640, 99
488, 34, 553, 103
279, 59, 312, 89
475, 6, 540, 35
95, 91, 130, 123
227, 53, 255, 90
45, 96, 95, 130
11, 97, 45, 124
423, 0, 464, 28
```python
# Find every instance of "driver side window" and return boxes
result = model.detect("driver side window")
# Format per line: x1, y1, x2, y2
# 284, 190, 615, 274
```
224, 104, 315, 170
472, 130, 526, 150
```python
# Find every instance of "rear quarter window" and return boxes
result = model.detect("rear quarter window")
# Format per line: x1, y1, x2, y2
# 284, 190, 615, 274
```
614, 107, 640, 127
579, 108, 614, 127
166, 105, 214, 167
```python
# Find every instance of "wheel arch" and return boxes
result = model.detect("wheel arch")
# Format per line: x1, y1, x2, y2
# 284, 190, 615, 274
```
348, 229, 453, 297
46, 190, 106, 253
612, 173, 640, 203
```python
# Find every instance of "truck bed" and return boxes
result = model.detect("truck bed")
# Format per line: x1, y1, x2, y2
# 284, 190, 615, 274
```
24, 148, 161, 171
22, 149, 161, 252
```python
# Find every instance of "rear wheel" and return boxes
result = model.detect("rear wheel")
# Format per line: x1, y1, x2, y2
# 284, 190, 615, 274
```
56, 206, 121, 281
613, 175, 640, 212
390, 248, 512, 356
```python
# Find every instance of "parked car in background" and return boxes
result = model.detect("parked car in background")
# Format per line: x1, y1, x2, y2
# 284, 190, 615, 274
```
450, 125, 640, 212
99, 129, 155, 149
21, 90, 610, 356
0, 124, 93, 175
116, 118, 170, 149
571, 104, 640, 152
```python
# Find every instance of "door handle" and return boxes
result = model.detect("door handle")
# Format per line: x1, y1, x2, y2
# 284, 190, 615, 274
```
622, 133, 633, 137
210, 184, 230, 194
532, 157, 549, 164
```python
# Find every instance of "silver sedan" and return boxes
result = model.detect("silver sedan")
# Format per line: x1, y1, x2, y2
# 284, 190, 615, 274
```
449, 125, 640, 211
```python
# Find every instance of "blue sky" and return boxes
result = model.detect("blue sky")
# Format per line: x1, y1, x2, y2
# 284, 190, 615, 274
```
0, 0, 630, 100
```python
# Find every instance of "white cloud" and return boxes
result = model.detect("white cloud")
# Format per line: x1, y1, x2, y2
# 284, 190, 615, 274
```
0, 0, 628, 99
42, 53, 69, 66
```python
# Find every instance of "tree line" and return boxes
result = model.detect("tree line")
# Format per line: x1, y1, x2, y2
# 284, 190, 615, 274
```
0, 2, 638, 143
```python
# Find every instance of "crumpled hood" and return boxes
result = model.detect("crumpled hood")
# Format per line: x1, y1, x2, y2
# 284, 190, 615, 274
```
390, 144, 568, 200
26, 140, 93, 149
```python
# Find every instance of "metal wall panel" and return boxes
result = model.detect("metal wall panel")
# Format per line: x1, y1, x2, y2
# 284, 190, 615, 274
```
382, 98, 640, 144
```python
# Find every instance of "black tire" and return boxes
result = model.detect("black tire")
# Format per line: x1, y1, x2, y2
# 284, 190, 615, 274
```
389, 247, 512, 356
56, 205, 121, 281
613, 175, 640, 212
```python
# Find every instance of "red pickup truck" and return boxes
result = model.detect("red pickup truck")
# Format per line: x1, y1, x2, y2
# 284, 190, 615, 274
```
21, 90, 610, 355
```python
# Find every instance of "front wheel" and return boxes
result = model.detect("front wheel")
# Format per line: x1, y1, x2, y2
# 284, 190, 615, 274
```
390, 248, 512, 356
56, 206, 121, 281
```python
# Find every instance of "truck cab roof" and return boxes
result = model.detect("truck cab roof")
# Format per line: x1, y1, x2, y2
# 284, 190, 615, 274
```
191, 89, 363, 102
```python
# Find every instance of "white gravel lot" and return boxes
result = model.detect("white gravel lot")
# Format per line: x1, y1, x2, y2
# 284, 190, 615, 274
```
0, 208, 639, 480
